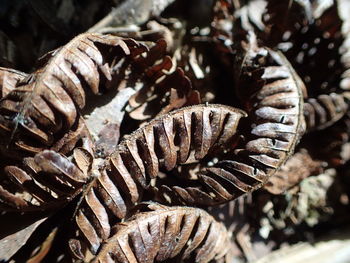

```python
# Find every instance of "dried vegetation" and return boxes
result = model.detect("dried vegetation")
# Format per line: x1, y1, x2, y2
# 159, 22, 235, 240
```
0, 0, 350, 262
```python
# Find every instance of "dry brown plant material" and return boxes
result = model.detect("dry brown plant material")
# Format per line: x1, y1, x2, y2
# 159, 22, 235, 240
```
0, 1, 349, 262
0, 67, 27, 97
90, 203, 234, 263
70, 104, 246, 255
0, 150, 88, 212
0, 33, 150, 159
171, 37, 306, 205
304, 93, 348, 131
126, 39, 194, 122
222, 0, 350, 132
264, 149, 324, 195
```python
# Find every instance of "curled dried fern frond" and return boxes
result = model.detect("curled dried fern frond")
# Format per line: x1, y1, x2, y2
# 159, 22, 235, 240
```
277, 2, 345, 95
88, 203, 233, 263
0, 67, 94, 159
233, 1, 350, 132
0, 33, 147, 159
163, 38, 305, 205
236, 0, 343, 93
0, 150, 88, 212
266, 1, 350, 127
70, 104, 246, 254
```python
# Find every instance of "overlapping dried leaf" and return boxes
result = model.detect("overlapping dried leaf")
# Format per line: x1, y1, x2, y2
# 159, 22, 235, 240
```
304, 93, 348, 131
263, 149, 323, 195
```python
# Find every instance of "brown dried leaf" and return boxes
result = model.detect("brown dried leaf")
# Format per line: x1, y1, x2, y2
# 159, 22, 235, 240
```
277, 2, 345, 100
83, 85, 135, 158
73, 147, 94, 177
234, 1, 349, 132
304, 113, 350, 167
49, 117, 94, 157
262, 1, 350, 131
0, 67, 94, 158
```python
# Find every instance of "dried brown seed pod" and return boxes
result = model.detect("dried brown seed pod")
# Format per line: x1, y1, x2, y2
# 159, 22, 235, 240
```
0, 33, 147, 159
87, 203, 234, 263
162, 38, 305, 205
0, 150, 88, 212
71, 104, 246, 254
